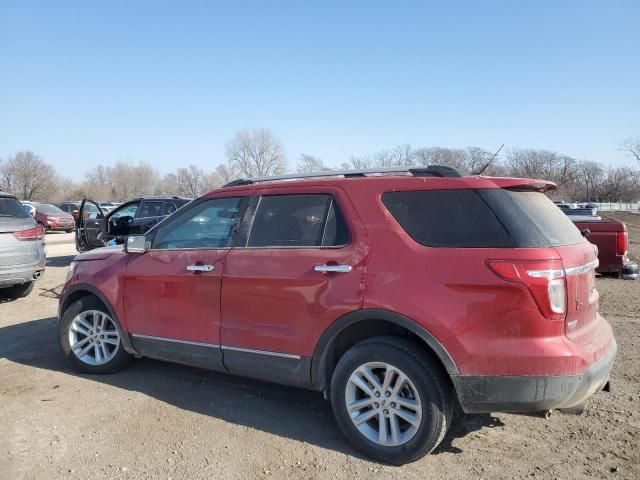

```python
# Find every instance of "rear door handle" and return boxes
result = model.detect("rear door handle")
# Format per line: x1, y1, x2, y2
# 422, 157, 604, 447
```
314, 264, 352, 273
186, 264, 214, 272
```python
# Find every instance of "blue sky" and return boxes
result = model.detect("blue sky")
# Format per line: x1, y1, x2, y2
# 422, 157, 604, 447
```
1, 0, 638, 178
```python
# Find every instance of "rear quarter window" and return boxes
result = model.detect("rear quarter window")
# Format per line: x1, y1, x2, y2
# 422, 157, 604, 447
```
382, 190, 515, 247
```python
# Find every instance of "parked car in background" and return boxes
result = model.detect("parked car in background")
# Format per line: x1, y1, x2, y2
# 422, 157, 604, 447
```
0, 191, 45, 299
568, 215, 638, 280
58, 201, 100, 226
20, 202, 36, 217
60, 166, 615, 464
76, 196, 190, 252
35, 204, 75, 233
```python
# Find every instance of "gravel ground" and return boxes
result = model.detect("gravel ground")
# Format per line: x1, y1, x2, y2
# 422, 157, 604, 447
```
1, 221, 639, 480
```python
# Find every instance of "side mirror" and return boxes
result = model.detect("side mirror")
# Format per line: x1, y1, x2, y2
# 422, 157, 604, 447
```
125, 235, 148, 253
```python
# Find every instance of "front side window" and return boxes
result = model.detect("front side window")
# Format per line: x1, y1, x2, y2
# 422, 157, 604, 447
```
154, 197, 247, 249
111, 203, 138, 219
247, 194, 349, 248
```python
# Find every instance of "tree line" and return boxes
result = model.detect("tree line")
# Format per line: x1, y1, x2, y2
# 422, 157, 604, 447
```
1, 130, 639, 204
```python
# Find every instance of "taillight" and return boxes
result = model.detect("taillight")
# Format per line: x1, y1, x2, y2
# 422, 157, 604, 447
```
616, 231, 628, 256
13, 225, 45, 241
487, 260, 567, 321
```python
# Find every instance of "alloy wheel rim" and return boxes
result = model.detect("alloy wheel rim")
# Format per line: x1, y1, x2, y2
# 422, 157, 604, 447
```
68, 310, 120, 365
345, 362, 422, 447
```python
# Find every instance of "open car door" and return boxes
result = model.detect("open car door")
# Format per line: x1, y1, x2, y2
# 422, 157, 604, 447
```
76, 199, 106, 251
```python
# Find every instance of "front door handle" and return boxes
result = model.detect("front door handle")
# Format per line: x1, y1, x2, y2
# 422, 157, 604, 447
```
314, 264, 352, 273
186, 264, 214, 272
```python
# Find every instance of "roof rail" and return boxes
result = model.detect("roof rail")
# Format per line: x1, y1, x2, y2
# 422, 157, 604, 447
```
222, 165, 461, 187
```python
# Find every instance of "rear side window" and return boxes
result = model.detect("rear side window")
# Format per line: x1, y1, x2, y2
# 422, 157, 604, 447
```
164, 202, 177, 215
480, 189, 585, 247
382, 190, 514, 247
0, 198, 31, 219
247, 194, 349, 248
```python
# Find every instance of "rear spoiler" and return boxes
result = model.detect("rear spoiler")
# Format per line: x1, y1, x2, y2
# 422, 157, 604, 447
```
487, 177, 557, 192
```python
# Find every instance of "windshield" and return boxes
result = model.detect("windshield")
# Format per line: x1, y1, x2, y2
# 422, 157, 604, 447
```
0, 197, 31, 218
38, 204, 65, 214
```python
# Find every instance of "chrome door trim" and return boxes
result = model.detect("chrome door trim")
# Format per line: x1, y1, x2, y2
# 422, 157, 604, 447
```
221, 345, 301, 360
565, 259, 599, 276
131, 334, 219, 348
130, 334, 301, 359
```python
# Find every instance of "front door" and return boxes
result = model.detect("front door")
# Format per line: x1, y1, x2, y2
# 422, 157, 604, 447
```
220, 187, 368, 384
77, 200, 106, 251
124, 195, 249, 370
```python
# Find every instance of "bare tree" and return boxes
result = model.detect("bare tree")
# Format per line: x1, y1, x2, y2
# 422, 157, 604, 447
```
110, 161, 159, 201
576, 160, 604, 201
214, 164, 237, 184
225, 128, 287, 177
297, 154, 326, 172
0, 151, 58, 201
620, 137, 640, 165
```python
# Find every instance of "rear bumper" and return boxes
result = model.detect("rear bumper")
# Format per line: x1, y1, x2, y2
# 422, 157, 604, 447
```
0, 267, 44, 287
452, 341, 616, 413
622, 261, 638, 280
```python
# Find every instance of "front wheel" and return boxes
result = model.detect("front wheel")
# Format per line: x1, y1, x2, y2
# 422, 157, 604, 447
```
59, 296, 131, 374
330, 336, 454, 464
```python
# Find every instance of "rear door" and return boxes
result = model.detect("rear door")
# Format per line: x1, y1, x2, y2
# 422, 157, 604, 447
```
220, 186, 368, 383
77, 200, 106, 250
131, 200, 165, 234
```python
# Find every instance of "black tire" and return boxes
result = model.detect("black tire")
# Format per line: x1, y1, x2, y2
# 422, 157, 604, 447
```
59, 295, 131, 374
65, 229, 73, 233
330, 336, 454, 464
1, 281, 34, 299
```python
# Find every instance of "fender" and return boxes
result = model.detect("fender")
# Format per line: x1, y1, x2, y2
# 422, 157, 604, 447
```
59, 283, 138, 356
311, 309, 459, 390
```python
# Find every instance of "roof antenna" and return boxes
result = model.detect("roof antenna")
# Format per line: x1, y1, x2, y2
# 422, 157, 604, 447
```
473, 143, 504, 175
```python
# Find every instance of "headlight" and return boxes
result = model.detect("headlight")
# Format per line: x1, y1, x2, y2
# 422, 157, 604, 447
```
66, 261, 78, 282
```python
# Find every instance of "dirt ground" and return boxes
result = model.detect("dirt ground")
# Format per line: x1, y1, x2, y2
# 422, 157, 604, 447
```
1, 215, 639, 480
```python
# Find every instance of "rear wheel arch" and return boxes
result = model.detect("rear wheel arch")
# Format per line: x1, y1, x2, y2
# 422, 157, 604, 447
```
60, 284, 137, 356
311, 309, 459, 391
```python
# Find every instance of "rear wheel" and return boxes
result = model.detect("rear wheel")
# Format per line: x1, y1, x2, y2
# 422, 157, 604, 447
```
0, 281, 34, 299
59, 296, 131, 374
65, 229, 73, 233
330, 336, 453, 464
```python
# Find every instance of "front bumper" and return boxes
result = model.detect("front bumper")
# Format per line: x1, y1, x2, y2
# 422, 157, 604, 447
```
452, 341, 616, 413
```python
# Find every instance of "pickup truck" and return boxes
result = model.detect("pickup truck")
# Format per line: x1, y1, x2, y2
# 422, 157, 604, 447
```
570, 215, 638, 279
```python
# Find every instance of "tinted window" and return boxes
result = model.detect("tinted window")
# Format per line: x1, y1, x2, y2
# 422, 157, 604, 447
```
480, 189, 585, 247
138, 201, 164, 218
0, 198, 30, 219
382, 190, 514, 247
164, 202, 177, 215
154, 197, 247, 249
247, 194, 348, 248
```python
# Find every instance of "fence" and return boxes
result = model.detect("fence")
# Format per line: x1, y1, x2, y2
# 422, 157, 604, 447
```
596, 202, 640, 211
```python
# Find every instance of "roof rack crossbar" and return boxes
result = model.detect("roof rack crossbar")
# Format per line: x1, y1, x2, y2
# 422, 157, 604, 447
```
222, 165, 461, 187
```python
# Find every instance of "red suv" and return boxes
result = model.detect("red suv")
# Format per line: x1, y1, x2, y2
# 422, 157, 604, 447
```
58, 166, 616, 464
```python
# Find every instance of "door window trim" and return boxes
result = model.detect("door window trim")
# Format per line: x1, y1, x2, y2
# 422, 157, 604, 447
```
235, 193, 351, 250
